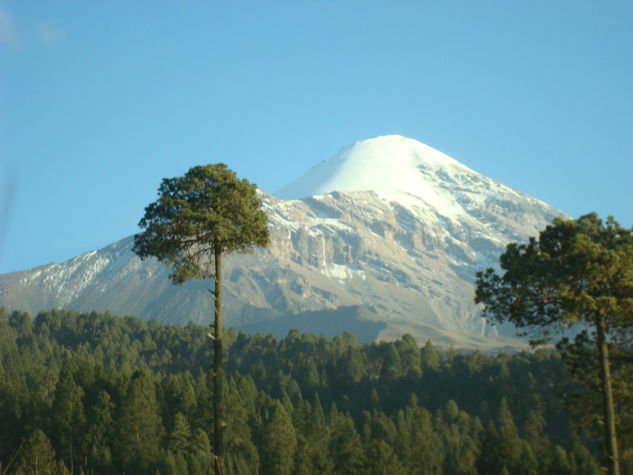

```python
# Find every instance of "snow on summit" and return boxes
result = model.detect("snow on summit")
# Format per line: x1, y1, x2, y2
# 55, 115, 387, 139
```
276, 135, 477, 219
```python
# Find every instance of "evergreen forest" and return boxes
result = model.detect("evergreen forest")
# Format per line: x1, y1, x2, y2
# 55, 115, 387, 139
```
0, 308, 628, 474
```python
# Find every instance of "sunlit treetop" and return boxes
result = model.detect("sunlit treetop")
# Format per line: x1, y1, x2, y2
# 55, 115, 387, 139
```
133, 163, 270, 284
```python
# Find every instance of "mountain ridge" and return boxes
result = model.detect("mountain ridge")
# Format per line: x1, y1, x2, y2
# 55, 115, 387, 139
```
0, 136, 565, 349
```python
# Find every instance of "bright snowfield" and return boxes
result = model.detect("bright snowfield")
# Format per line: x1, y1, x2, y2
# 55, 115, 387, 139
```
277, 135, 484, 219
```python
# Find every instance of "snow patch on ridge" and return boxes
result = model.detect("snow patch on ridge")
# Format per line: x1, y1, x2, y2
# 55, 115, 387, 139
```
321, 263, 366, 284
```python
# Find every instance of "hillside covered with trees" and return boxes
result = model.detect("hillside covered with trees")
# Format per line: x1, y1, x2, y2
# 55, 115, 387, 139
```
1, 308, 624, 474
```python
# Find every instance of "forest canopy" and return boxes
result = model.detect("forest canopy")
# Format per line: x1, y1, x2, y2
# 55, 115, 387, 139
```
0, 308, 619, 474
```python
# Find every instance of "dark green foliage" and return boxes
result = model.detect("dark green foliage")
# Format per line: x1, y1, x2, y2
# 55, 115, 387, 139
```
85, 390, 114, 471
0, 308, 609, 474
168, 413, 192, 453
476, 213, 633, 474
328, 409, 363, 473
422, 338, 442, 371
133, 163, 270, 470
557, 331, 633, 473
115, 371, 164, 473
398, 333, 423, 377
51, 361, 86, 472
260, 401, 297, 474
133, 163, 270, 284
13, 429, 57, 475
475, 214, 633, 337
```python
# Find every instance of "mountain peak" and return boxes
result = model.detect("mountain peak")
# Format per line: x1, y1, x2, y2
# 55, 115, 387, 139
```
276, 135, 475, 218
276, 135, 472, 198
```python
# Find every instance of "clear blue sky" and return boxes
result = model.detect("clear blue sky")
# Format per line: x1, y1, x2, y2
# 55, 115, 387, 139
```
1, 1, 632, 273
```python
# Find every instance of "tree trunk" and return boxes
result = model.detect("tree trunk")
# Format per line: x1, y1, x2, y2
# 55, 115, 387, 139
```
596, 314, 619, 475
213, 249, 225, 473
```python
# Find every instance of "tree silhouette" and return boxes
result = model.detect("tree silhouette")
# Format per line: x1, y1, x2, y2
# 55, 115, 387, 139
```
476, 213, 633, 475
134, 163, 270, 470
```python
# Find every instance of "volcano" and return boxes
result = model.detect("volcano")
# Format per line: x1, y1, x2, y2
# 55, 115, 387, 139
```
0, 136, 565, 349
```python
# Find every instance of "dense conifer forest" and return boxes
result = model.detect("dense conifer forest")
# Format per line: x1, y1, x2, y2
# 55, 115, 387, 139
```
0, 308, 622, 474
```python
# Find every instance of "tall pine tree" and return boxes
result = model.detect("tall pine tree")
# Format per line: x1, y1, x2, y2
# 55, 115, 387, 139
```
134, 163, 270, 471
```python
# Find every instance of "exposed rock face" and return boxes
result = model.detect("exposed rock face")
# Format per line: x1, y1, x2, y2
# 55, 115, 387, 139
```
0, 136, 564, 348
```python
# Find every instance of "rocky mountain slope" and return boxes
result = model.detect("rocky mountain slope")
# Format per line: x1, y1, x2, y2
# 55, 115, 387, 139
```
0, 136, 565, 349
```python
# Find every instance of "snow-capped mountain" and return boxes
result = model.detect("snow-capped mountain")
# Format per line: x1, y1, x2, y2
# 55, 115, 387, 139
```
0, 136, 564, 349
279, 135, 552, 241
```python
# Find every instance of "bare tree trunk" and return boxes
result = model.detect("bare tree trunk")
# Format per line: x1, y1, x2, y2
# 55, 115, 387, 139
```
596, 314, 619, 475
213, 249, 225, 473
